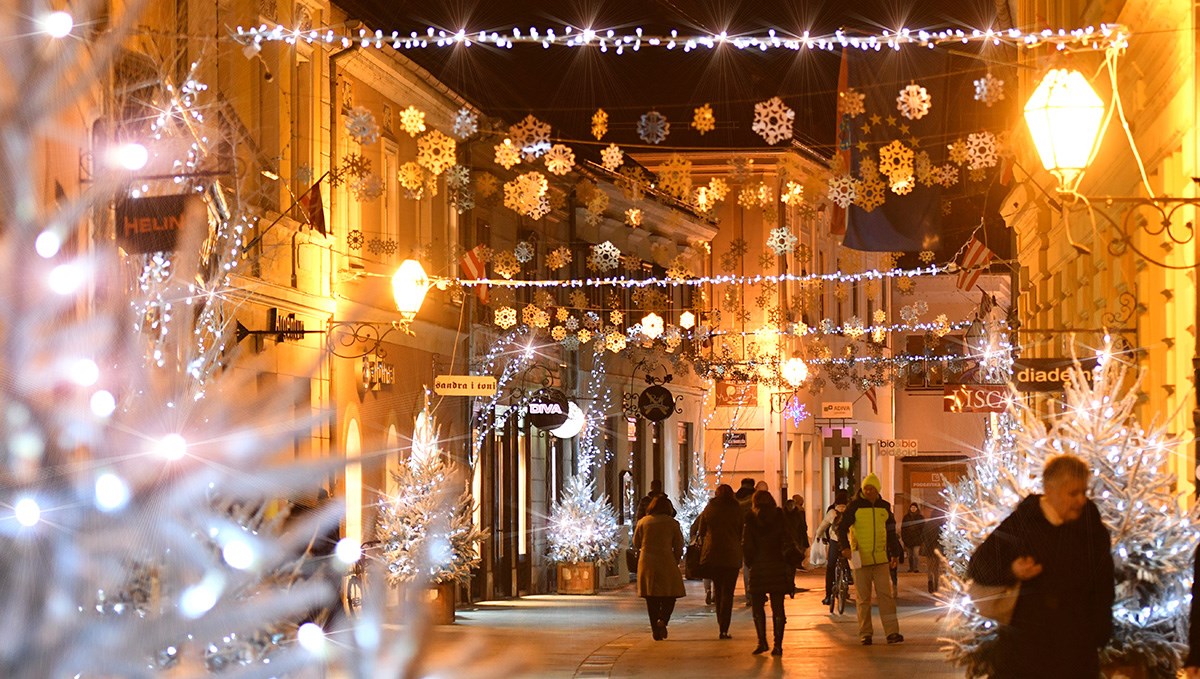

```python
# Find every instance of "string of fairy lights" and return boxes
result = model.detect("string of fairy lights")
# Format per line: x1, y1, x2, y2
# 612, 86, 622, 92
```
448, 265, 949, 290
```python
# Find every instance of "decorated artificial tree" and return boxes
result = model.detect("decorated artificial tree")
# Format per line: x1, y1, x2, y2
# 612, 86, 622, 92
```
547, 475, 620, 593
940, 341, 1200, 678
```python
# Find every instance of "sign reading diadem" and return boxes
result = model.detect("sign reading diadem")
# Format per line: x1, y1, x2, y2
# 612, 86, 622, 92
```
433, 375, 497, 396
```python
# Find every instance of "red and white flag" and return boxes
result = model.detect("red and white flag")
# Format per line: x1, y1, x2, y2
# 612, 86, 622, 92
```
956, 237, 993, 292
459, 244, 488, 303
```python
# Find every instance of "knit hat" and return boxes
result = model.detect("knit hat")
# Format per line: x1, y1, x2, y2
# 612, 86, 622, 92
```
861, 473, 881, 490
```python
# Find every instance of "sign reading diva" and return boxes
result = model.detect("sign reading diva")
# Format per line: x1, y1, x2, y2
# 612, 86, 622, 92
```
433, 375, 497, 396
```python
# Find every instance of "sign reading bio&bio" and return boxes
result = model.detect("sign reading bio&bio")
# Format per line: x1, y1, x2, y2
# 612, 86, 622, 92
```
876, 439, 919, 457
821, 402, 853, 419
433, 375, 497, 397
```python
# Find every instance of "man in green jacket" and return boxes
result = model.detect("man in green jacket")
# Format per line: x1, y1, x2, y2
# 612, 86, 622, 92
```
837, 473, 904, 646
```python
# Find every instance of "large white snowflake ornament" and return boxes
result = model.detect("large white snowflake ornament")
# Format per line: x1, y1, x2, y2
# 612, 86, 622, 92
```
752, 96, 795, 145
838, 88, 866, 118
513, 241, 535, 263
452, 107, 478, 139
638, 110, 670, 144
344, 106, 380, 145
896, 83, 932, 120
601, 143, 623, 171
416, 130, 456, 176
494, 138, 521, 170
398, 105, 426, 136
692, 104, 716, 134
591, 109, 608, 140
544, 144, 575, 176
503, 171, 549, 217
510, 114, 552, 160
973, 72, 1006, 107
589, 241, 621, 271
766, 227, 799, 255
966, 131, 999, 170
826, 174, 858, 208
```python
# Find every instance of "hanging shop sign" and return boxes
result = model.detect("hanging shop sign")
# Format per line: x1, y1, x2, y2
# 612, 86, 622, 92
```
361, 355, 395, 391
267, 308, 306, 341
528, 387, 570, 430
723, 432, 748, 448
821, 402, 854, 419
638, 384, 675, 422
715, 380, 757, 407
943, 384, 1010, 413
1013, 358, 1100, 391
115, 194, 202, 254
433, 375, 497, 396
876, 439, 919, 457
822, 426, 855, 457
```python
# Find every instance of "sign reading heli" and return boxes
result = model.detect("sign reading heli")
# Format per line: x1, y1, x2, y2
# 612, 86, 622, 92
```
433, 375, 497, 396
943, 385, 1010, 413
876, 439, 919, 457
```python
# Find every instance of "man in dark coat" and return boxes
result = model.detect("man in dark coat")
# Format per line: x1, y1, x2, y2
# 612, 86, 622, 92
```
734, 477, 756, 605
968, 454, 1115, 679
635, 479, 673, 522
1186, 542, 1200, 677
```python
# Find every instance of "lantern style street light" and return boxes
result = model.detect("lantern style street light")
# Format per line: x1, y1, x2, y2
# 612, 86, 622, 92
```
1023, 68, 1106, 194
781, 356, 809, 388
391, 258, 430, 321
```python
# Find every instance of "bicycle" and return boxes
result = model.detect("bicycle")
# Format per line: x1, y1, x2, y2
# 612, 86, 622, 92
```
342, 540, 381, 618
829, 553, 852, 615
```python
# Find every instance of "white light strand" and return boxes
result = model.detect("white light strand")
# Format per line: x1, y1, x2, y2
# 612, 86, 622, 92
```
453, 265, 948, 290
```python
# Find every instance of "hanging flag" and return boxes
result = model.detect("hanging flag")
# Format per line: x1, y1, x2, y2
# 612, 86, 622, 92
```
864, 386, 879, 415
297, 180, 327, 236
956, 236, 994, 291
459, 244, 489, 303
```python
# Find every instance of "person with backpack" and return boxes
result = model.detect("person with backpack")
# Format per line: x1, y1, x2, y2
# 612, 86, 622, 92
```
815, 490, 849, 606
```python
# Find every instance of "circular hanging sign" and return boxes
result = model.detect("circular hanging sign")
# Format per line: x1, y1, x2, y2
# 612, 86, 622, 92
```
638, 384, 675, 422
528, 387, 570, 430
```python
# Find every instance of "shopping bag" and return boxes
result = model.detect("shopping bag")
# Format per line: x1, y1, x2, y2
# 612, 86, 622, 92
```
809, 539, 827, 567
968, 581, 1020, 624
684, 543, 705, 580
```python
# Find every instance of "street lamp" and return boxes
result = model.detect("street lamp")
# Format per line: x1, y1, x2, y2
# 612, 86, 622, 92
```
1023, 68, 1106, 194
774, 356, 809, 504
781, 357, 809, 388
391, 258, 430, 321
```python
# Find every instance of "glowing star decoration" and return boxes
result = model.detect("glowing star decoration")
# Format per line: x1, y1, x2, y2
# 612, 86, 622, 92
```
600, 143, 623, 171
513, 241, 535, 263
416, 130, 456, 176
589, 241, 621, 271
692, 103, 716, 134
344, 106, 380, 145
878, 140, 914, 180
752, 96, 795, 145
494, 306, 517, 329
625, 208, 643, 227
638, 110, 670, 144
452, 106, 478, 139
826, 174, 858, 208
838, 88, 866, 118
398, 105, 427, 136
503, 171, 549, 217
781, 181, 805, 205
966, 131, 999, 170
656, 154, 692, 201
591, 108, 608, 140
973, 71, 1005, 107
896, 83, 932, 120
766, 227, 799, 255
494, 138, 521, 170
547, 246, 572, 270
510, 114, 552, 160
544, 144, 575, 175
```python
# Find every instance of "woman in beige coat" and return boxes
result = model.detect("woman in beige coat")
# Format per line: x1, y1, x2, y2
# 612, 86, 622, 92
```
634, 495, 686, 640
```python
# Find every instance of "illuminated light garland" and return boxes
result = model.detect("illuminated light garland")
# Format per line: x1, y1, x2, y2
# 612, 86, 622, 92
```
234, 23, 1128, 54
449, 265, 948, 290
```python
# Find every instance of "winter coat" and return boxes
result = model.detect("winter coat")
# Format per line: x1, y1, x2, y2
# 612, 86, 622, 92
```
695, 496, 743, 570
922, 510, 946, 557
633, 513, 686, 598
741, 507, 795, 595
836, 496, 901, 567
968, 495, 1114, 679
783, 505, 810, 551
1187, 542, 1200, 667
900, 509, 925, 547
815, 506, 843, 543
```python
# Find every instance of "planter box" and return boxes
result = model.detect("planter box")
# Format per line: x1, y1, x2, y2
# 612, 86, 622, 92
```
426, 581, 456, 625
557, 562, 598, 595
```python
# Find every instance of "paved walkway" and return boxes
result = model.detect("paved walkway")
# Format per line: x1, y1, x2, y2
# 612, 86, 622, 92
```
417, 569, 962, 677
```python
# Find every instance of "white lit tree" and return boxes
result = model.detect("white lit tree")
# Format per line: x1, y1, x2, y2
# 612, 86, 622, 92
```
675, 462, 711, 540
940, 340, 1200, 678
547, 475, 620, 565
377, 402, 486, 586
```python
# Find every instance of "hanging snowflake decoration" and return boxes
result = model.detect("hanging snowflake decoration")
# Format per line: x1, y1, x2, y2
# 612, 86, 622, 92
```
855, 175, 886, 212
585, 192, 609, 227
759, 250, 776, 268
560, 335, 580, 351
738, 184, 761, 210
341, 152, 371, 179
398, 105, 426, 136
625, 208, 642, 227
692, 103, 716, 134
666, 255, 691, 280
513, 241, 535, 263
899, 304, 918, 324
605, 332, 627, 354
344, 105, 380, 145
915, 151, 935, 186
493, 251, 521, 279
919, 249, 936, 263
708, 177, 730, 202
569, 290, 587, 309
896, 83, 932, 120
547, 246, 572, 270
844, 316, 866, 339
752, 96, 795, 145
600, 143, 623, 172
522, 304, 550, 328
543, 143, 576, 176
766, 227, 799, 256
494, 139, 521, 170
349, 173, 385, 201
564, 316, 580, 332
446, 164, 470, 190
591, 108, 609, 140
347, 229, 364, 250
692, 186, 714, 214
397, 161, 425, 193
494, 306, 517, 329
872, 308, 888, 325
416, 130, 456, 176
933, 314, 951, 337
638, 110, 670, 144
948, 139, 970, 165
838, 88, 866, 118
577, 328, 593, 344
503, 171, 549, 217
966, 131, 999, 170
936, 163, 960, 187
896, 276, 915, 294
657, 154, 692, 201
609, 310, 624, 326
510, 114, 552, 160
878, 140, 914, 180
781, 181, 805, 205
827, 174, 858, 208
589, 241, 621, 271
890, 175, 915, 195
527, 196, 551, 220
445, 108, 475, 141
973, 71, 1006, 107
475, 172, 500, 200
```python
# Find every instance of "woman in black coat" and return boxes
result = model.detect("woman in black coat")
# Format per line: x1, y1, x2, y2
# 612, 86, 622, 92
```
742, 490, 796, 656
695, 483, 743, 639
1184, 542, 1200, 677
900, 503, 925, 573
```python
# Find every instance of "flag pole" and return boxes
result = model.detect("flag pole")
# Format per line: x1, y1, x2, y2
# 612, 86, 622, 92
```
243, 170, 331, 255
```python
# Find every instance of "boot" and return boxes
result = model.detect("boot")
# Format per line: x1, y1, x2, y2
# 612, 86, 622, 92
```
752, 608, 769, 654
771, 618, 785, 656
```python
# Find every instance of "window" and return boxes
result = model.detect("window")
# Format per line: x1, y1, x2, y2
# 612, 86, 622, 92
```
904, 333, 964, 390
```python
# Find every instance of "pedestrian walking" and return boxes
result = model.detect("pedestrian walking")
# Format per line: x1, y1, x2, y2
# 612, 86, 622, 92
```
783, 497, 809, 572
1186, 541, 1200, 678
635, 478, 673, 522
695, 483, 743, 639
687, 513, 714, 605
923, 505, 947, 592
815, 490, 849, 606
742, 490, 798, 656
967, 454, 1114, 679
735, 477, 757, 605
837, 474, 903, 645
901, 503, 925, 573
790, 494, 811, 571
633, 495, 686, 641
